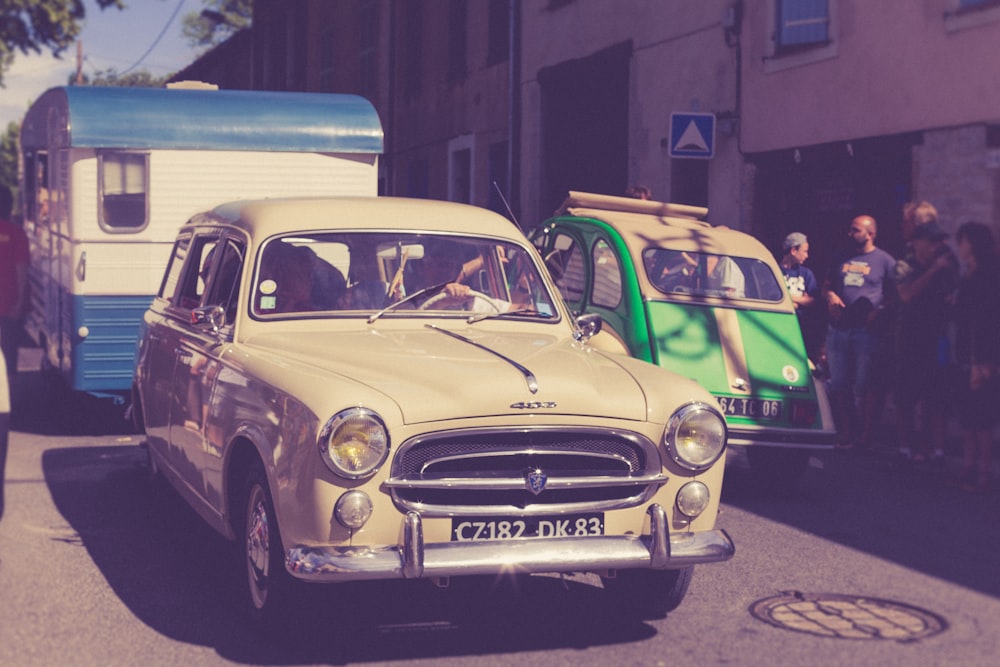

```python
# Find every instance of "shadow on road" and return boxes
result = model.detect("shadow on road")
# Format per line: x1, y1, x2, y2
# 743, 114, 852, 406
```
10, 367, 135, 436
722, 447, 1000, 599
41, 444, 660, 663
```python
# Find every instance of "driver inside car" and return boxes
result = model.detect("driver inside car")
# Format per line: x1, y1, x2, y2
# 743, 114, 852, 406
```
416, 243, 508, 313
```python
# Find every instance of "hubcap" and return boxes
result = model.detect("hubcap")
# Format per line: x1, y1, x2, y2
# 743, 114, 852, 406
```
246, 484, 270, 608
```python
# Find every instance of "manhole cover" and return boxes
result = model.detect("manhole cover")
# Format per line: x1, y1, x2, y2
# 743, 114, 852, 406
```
750, 591, 947, 642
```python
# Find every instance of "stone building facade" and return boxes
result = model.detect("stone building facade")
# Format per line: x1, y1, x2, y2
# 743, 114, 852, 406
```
189, 0, 1000, 270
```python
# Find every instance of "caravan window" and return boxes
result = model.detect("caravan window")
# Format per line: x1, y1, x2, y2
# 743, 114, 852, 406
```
22, 152, 48, 226
99, 152, 149, 232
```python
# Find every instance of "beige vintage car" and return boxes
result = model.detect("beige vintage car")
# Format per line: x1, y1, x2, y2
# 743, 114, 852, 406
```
132, 196, 734, 625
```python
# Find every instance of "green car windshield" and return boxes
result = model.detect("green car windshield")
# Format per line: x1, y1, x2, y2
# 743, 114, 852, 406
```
642, 248, 784, 302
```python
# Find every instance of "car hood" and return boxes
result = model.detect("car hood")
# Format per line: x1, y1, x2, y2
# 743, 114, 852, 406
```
242, 327, 648, 424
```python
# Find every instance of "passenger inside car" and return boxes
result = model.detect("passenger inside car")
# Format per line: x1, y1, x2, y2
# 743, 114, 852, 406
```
345, 242, 390, 310
259, 242, 317, 313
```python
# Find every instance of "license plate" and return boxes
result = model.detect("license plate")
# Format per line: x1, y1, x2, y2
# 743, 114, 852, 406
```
716, 396, 783, 420
451, 514, 605, 542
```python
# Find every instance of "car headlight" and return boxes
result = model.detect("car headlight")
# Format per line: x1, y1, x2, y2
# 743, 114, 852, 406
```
664, 402, 727, 471
318, 407, 390, 479
676, 481, 711, 518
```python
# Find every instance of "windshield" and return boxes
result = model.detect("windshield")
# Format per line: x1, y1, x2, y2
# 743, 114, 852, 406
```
642, 248, 784, 302
252, 232, 559, 319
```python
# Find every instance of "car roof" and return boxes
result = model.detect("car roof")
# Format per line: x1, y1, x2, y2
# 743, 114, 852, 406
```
191, 196, 524, 240
553, 190, 772, 258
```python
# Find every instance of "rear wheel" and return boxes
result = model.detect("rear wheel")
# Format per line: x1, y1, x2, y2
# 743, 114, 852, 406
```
601, 566, 694, 618
241, 460, 297, 627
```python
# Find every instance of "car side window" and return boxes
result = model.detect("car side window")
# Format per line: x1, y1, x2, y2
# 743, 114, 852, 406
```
545, 233, 585, 303
203, 237, 245, 325
175, 235, 222, 311
590, 239, 622, 308
158, 235, 192, 300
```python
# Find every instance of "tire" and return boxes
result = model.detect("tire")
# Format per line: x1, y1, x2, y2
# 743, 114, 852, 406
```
601, 566, 694, 618
746, 446, 811, 488
241, 460, 297, 628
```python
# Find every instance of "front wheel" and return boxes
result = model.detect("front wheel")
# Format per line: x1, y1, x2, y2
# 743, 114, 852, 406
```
241, 461, 296, 627
601, 566, 694, 618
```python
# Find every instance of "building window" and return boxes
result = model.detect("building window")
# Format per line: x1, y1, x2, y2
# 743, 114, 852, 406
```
448, 0, 467, 81
98, 152, 149, 232
359, 0, 377, 98
488, 0, 510, 65
776, 0, 829, 51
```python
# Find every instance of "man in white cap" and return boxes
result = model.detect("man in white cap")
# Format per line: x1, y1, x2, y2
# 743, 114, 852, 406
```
780, 232, 820, 357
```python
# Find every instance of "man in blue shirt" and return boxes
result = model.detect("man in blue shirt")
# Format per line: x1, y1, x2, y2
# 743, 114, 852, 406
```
823, 215, 897, 449
780, 232, 820, 358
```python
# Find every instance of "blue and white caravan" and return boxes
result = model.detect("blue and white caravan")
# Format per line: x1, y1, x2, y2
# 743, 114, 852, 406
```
19, 85, 383, 399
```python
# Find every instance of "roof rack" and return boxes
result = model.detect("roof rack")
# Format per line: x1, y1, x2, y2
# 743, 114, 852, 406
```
557, 191, 708, 221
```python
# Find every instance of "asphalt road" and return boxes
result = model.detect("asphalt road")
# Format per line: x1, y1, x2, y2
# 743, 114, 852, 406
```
2, 367, 1000, 666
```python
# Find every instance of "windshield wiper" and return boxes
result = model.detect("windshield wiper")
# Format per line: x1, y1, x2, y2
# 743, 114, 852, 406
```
467, 308, 554, 324
367, 281, 449, 324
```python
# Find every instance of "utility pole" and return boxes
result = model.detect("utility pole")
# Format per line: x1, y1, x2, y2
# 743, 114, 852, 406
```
76, 41, 83, 85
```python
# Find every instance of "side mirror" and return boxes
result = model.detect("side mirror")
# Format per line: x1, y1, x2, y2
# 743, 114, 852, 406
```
574, 312, 603, 342
190, 305, 226, 333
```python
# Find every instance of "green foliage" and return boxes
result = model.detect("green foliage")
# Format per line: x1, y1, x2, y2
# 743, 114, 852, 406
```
1, 122, 20, 210
182, 0, 252, 48
73, 68, 167, 88
0, 0, 125, 87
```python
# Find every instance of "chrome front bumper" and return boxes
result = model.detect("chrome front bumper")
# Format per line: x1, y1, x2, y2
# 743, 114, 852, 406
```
286, 504, 735, 583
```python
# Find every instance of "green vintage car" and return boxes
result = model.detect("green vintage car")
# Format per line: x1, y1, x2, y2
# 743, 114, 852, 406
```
532, 192, 835, 483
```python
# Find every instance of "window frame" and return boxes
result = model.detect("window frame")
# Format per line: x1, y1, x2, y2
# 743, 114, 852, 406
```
97, 150, 150, 233
774, 0, 830, 53
764, 0, 838, 72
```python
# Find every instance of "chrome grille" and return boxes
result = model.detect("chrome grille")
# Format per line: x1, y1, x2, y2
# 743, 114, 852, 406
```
383, 427, 666, 517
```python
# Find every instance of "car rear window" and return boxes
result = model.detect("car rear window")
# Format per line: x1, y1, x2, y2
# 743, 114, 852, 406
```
642, 248, 784, 302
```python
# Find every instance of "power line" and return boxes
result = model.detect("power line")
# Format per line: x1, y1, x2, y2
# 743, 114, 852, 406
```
117, 0, 189, 76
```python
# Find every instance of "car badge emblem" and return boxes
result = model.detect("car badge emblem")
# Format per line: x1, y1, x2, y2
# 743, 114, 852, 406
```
782, 365, 800, 383
525, 469, 548, 496
510, 401, 557, 409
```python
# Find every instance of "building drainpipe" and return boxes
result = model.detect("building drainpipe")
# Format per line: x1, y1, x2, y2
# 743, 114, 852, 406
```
508, 0, 522, 223
386, 1, 397, 196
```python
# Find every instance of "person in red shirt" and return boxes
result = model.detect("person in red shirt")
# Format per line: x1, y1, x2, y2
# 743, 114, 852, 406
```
0, 185, 29, 380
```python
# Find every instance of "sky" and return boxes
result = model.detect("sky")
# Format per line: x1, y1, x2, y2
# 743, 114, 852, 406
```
1, 0, 204, 129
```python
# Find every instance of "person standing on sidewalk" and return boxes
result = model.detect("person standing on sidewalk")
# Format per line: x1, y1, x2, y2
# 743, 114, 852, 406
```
0, 185, 30, 381
780, 232, 821, 360
894, 216, 958, 465
953, 222, 1000, 493
823, 215, 896, 450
